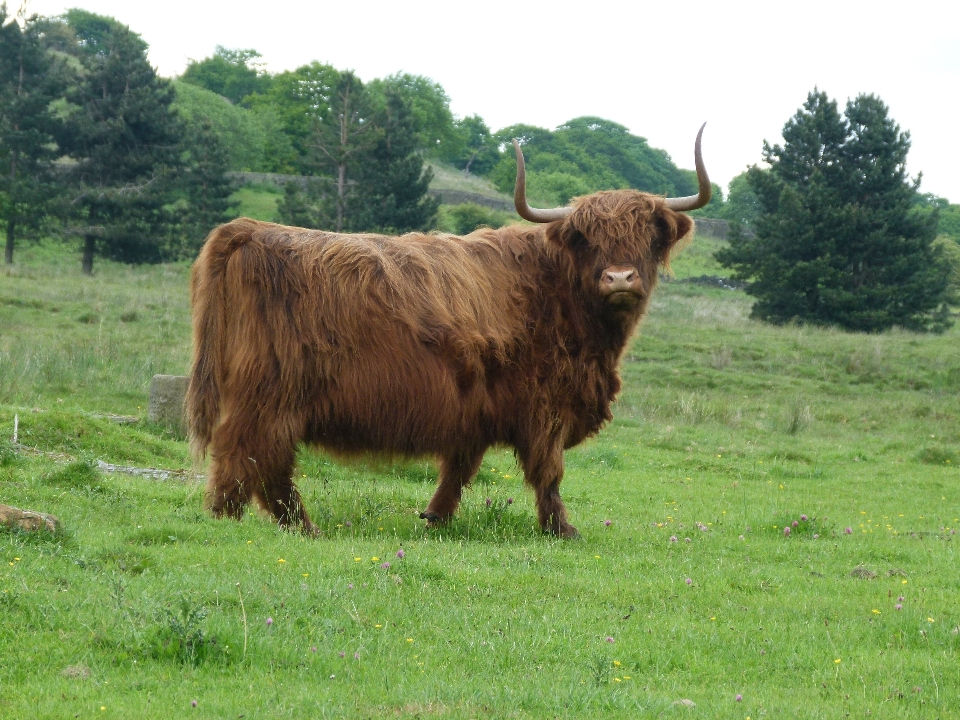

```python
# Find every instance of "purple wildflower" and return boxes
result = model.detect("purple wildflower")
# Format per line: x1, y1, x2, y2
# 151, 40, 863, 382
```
605, 636, 615, 643
380, 562, 391, 570
604, 520, 612, 526
736, 694, 742, 702
266, 617, 273, 626
669, 536, 678, 543
348, 583, 354, 589
354, 651, 360, 659
898, 596, 904, 602
338, 651, 344, 657
801, 514, 808, 522
345, 521, 352, 527
784, 527, 791, 537
792, 520, 799, 528
485, 497, 492, 507
396, 548, 405, 559
507, 497, 513, 505
844, 527, 853, 534
895, 604, 902, 611
685, 578, 692, 585
192, 700, 197, 708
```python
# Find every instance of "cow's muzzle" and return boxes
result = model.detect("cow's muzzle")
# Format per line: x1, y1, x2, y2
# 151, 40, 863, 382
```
599, 266, 645, 307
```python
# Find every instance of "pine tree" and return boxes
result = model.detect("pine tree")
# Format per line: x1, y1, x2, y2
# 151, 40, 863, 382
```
356, 88, 438, 233
280, 72, 438, 234
176, 118, 238, 255
54, 10, 181, 272
307, 70, 378, 232
0, 3, 65, 264
718, 90, 953, 333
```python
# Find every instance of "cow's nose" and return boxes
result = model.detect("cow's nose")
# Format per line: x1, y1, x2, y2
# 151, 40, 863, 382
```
602, 269, 636, 286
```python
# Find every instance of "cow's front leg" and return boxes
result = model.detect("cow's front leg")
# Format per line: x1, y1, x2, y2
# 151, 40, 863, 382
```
421, 448, 484, 525
520, 440, 579, 538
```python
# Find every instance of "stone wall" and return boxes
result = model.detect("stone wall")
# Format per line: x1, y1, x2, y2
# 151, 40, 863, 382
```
692, 217, 730, 240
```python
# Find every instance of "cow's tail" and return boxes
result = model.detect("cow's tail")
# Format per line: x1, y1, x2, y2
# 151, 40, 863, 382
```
187, 218, 258, 459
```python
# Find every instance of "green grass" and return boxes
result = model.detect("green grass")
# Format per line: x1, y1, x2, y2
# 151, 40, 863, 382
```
1, 241, 958, 718
426, 161, 512, 202
232, 183, 282, 222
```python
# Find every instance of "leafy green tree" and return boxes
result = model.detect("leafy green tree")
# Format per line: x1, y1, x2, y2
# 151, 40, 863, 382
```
939, 206, 960, 240
180, 46, 271, 105
485, 117, 700, 206
53, 9, 182, 272
0, 3, 66, 264
367, 73, 456, 157
916, 193, 960, 241
440, 203, 510, 235
245, 62, 340, 175
933, 235, 960, 300
718, 90, 953, 333
716, 171, 761, 229
442, 114, 500, 175
172, 81, 271, 171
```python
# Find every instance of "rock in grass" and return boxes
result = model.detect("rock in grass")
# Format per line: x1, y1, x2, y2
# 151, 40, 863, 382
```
0, 504, 61, 533
148, 374, 189, 435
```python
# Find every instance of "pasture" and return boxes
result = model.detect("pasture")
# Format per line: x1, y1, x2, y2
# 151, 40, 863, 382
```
1, 234, 958, 719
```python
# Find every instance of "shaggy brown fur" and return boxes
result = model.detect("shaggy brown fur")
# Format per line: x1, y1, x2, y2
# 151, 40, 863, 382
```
188, 190, 693, 537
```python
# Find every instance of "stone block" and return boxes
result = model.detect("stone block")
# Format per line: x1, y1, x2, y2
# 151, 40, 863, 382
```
148, 374, 189, 436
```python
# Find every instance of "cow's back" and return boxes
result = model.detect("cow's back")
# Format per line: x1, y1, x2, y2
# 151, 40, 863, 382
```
201, 219, 538, 457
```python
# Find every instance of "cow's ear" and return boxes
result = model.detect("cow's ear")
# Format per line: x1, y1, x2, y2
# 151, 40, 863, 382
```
551, 223, 589, 252
656, 212, 694, 270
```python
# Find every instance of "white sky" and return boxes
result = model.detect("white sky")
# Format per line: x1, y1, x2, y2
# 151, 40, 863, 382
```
23, 0, 960, 203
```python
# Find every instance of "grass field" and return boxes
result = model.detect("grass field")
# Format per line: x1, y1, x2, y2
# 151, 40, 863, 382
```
1, 231, 958, 719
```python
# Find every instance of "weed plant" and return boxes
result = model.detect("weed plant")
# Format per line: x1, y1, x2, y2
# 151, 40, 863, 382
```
0, 241, 957, 718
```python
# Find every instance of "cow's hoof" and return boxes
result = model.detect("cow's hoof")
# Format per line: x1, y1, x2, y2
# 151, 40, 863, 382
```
420, 511, 452, 528
544, 523, 580, 539
301, 521, 323, 538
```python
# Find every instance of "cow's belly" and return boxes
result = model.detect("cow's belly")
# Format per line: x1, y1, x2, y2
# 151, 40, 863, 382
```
303, 349, 488, 456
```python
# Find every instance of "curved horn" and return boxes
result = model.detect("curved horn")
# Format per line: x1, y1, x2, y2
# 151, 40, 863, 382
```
513, 139, 573, 223
664, 123, 711, 211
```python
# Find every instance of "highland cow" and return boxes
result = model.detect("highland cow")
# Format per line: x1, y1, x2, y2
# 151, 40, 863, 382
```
188, 126, 711, 537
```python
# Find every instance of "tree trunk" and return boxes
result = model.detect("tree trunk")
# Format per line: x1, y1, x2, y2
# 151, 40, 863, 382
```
336, 163, 346, 233
82, 234, 96, 275
4, 218, 14, 265
6, 149, 16, 264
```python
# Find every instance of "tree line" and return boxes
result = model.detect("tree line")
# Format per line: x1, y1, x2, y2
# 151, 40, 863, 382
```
1, 6, 957, 331
0, 7, 719, 272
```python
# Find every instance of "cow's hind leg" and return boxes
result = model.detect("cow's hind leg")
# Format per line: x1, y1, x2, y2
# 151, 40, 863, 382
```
207, 413, 316, 534
254, 451, 317, 535
420, 448, 485, 525
520, 441, 579, 539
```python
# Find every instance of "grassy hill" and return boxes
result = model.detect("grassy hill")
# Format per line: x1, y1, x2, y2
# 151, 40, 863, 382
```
1, 239, 957, 718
